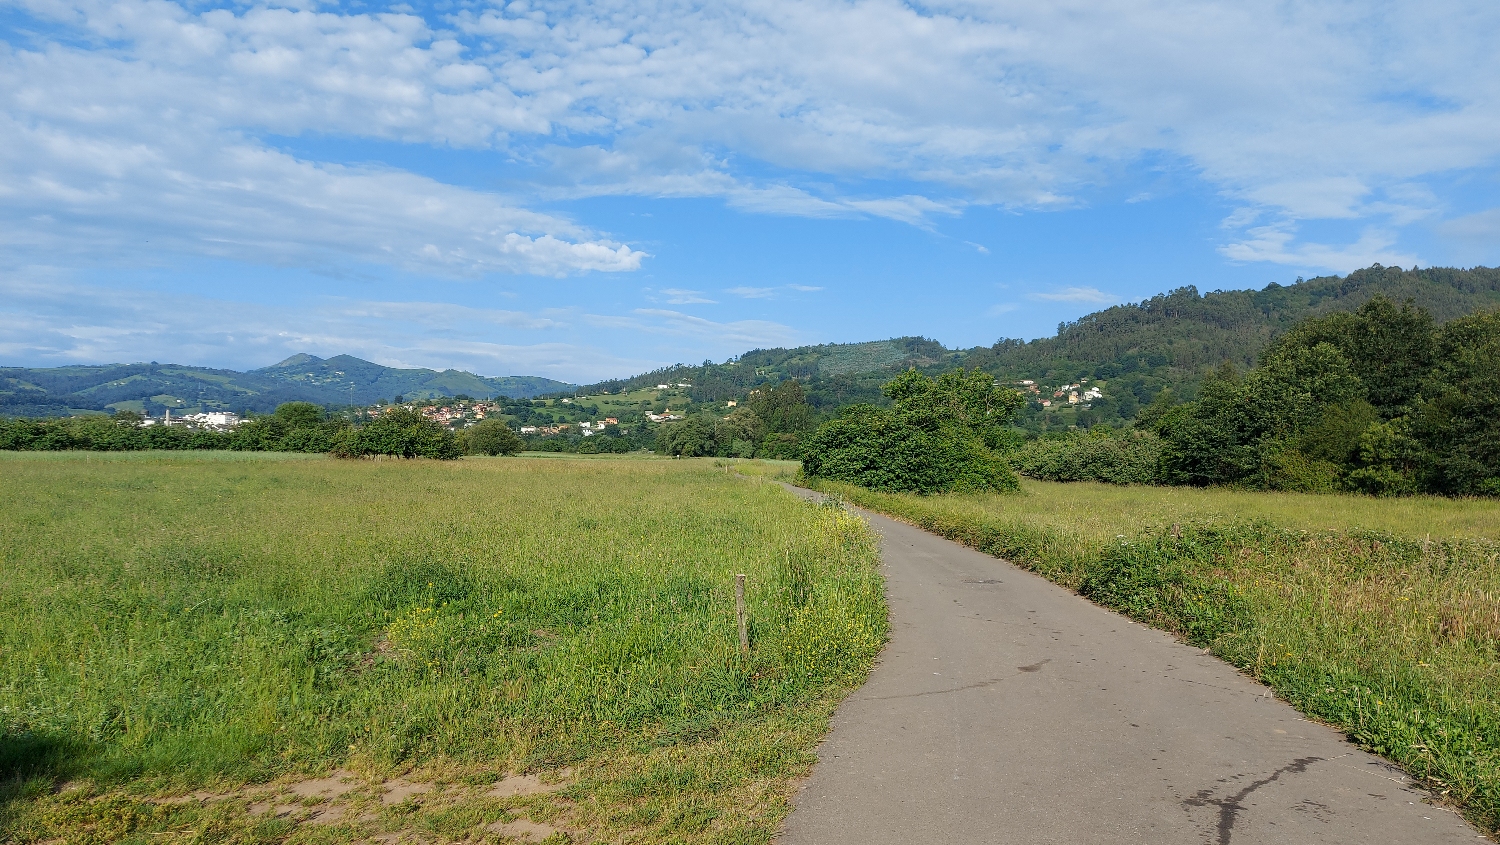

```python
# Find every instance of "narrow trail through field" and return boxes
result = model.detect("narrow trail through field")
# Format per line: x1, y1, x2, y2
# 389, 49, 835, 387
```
776, 486, 1484, 844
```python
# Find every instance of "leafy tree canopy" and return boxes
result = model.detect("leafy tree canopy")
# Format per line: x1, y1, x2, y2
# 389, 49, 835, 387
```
333, 407, 460, 460
801, 368, 1023, 494
460, 418, 525, 456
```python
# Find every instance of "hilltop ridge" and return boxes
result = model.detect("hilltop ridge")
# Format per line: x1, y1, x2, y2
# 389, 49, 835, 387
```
0, 355, 574, 418
6, 265, 1496, 425
584, 265, 1500, 430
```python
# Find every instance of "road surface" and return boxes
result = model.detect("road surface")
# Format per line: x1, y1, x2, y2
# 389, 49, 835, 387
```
776, 488, 1483, 844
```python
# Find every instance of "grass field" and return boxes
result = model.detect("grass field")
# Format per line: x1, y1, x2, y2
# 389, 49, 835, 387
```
796, 473, 1500, 836
0, 452, 886, 844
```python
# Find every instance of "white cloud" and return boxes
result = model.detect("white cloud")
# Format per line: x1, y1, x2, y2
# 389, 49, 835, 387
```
1438, 207, 1500, 244
0, 121, 646, 276
598, 309, 800, 348
724, 284, 824, 299
726, 287, 775, 299
0, 9, 645, 277
0, 274, 664, 380
1219, 224, 1416, 272
656, 288, 716, 304
6, 0, 1500, 275
1030, 287, 1119, 304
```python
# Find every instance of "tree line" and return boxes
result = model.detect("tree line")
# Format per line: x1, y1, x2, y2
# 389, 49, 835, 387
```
0, 403, 526, 460
1013, 297, 1500, 496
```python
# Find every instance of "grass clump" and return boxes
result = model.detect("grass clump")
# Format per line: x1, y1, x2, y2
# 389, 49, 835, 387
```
805, 476, 1500, 836
0, 452, 886, 843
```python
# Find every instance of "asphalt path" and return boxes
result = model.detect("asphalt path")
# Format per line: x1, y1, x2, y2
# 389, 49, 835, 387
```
776, 487, 1484, 844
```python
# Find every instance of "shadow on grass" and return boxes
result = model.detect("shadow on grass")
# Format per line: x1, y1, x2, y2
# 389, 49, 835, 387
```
0, 729, 91, 825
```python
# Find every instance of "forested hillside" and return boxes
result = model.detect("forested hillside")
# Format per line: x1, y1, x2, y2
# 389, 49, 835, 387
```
966, 265, 1500, 427
0, 354, 572, 417
8, 265, 1496, 423
585, 265, 1500, 430
585, 337, 964, 411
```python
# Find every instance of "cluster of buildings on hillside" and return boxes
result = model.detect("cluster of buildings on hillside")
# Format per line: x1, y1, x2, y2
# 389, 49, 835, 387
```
364, 400, 500, 428
140, 410, 243, 430
1017, 379, 1104, 409
521, 418, 620, 437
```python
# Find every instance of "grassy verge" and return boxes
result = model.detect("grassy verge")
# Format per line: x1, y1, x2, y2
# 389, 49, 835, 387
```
0, 452, 886, 844
802, 476, 1500, 838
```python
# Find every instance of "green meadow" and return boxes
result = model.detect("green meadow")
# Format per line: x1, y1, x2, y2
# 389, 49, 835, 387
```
798, 473, 1500, 836
0, 452, 886, 844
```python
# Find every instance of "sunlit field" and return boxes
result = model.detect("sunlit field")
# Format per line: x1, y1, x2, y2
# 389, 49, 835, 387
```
0, 452, 885, 844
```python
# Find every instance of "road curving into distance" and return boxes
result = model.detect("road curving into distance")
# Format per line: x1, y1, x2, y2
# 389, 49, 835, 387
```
775, 485, 1484, 844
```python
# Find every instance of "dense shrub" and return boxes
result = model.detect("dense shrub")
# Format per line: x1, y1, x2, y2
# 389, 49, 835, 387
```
1012, 428, 1163, 485
1151, 298, 1500, 496
0, 404, 351, 454
801, 368, 1022, 494
459, 418, 524, 456
655, 407, 768, 458
331, 407, 460, 459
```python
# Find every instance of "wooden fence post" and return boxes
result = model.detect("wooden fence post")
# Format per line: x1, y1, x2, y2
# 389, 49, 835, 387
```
735, 574, 748, 656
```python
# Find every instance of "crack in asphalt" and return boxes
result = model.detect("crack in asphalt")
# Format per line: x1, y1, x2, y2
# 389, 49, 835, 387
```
864, 660, 1052, 700
1182, 757, 1323, 845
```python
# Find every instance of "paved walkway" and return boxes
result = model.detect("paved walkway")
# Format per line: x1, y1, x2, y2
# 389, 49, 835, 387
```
777, 489, 1483, 844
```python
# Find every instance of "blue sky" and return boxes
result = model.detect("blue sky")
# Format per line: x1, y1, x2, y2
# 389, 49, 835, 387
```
3, 0, 1499, 383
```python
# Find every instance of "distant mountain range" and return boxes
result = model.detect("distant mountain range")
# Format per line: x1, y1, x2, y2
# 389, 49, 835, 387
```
0, 354, 574, 418
7, 265, 1498, 423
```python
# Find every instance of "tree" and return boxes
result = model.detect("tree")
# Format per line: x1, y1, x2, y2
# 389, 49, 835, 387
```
801, 368, 1023, 493
882, 366, 1023, 450
1410, 309, 1500, 495
655, 415, 716, 457
1146, 299, 1500, 496
715, 407, 765, 457
273, 402, 324, 428
460, 419, 524, 456
333, 407, 460, 459
746, 380, 814, 435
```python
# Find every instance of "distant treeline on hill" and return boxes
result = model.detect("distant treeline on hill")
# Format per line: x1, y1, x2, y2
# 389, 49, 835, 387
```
583, 265, 1500, 431
0, 353, 574, 418
1011, 296, 1500, 497
0, 403, 523, 460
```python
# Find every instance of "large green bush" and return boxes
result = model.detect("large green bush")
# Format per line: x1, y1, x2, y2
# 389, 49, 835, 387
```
1012, 428, 1163, 485
1151, 298, 1500, 496
458, 418, 524, 456
0, 404, 349, 453
801, 368, 1022, 494
332, 407, 460, 459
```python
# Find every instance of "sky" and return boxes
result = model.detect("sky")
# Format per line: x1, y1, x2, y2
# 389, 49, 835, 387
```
3, 0, 1499, 383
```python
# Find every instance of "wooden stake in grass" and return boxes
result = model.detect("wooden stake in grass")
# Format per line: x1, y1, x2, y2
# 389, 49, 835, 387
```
735, 573, 749, 656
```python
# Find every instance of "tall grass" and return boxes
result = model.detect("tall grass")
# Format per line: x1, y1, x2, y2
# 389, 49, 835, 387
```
0, 452, 886, 844
805, 477, 1500, 836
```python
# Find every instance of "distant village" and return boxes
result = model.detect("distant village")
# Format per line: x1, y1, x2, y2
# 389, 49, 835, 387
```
140, 410, 244, 431
127, 377, 1095, 436
1016, 378, 1104, 409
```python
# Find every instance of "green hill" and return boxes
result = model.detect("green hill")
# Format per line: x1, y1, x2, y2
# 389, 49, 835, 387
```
1, 355, 573, 418
251, 354, 571, 405
582, 265, 1500, 429
965, 264, 1500, 428
11, 265, 1496, 424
